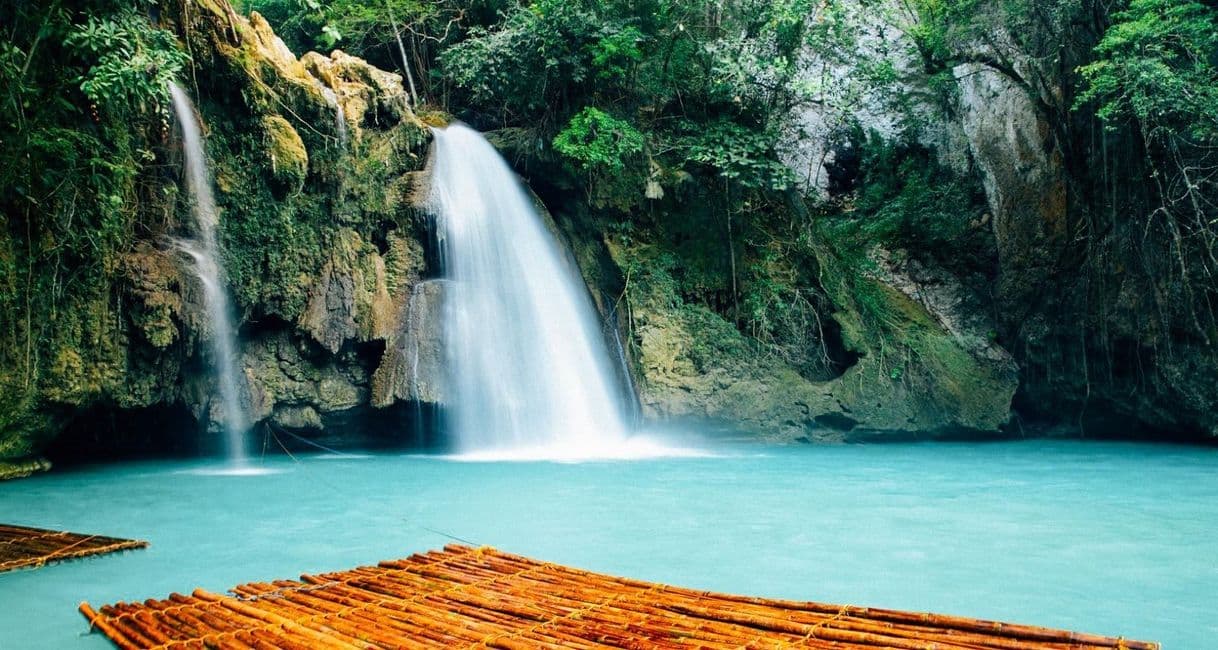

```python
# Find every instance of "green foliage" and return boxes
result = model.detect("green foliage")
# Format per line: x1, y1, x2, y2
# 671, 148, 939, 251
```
64, 9, 189, 114
684, 120, 793, 192
440, 0, 605, 118
904, 0, 979, 68
614, 243, 682, 311
898, 0, 1097, 121
589, 25, 643, 81
244, 0, 441, 54
816, 132, 988, 283
0, 1, 191, 435
738, 238, 840, 379
856, 139, 974, 249
552, 107, 644, 172
441, 0, 836, 185
1076, 0, 1218, 140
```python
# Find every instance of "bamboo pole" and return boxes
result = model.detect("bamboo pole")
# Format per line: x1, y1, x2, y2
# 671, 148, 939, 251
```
193, 589, 365, 650
468, 547, 1157, 650
80, 602, 144, 650
1, 524, 146, 573
78, 545, 1160, 650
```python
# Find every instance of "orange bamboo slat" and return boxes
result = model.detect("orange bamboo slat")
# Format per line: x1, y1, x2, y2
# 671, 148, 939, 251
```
0, 523, 147, 573
78, 544, 1160, 650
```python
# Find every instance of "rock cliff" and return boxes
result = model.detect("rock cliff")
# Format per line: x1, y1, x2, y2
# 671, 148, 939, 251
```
4, 0, 1212, 479
768, 0, 1218, 441
0, 1, 440, 478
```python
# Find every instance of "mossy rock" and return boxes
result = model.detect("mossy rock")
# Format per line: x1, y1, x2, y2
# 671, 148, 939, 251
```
298, 228, 398, 353
0, 457, 51, 481
610, 229, 1017, 439
1, 0, 436, 473
261, 115, 308, 195
415, 108, 452, 128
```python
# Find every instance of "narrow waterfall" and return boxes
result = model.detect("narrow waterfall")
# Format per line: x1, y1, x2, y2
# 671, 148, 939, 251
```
168, 82, 249, 465
319, 86, 348, 147
429, 124, 631, 457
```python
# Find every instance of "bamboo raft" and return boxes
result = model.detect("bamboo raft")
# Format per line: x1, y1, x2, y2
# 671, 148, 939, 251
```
0, 523, 147, 573
79, 544, 1158, 650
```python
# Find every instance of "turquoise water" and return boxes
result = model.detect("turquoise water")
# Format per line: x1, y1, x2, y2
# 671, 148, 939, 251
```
1, 440, 1215, 648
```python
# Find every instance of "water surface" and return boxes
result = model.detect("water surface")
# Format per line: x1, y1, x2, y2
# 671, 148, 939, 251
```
1, 440, 1214, 648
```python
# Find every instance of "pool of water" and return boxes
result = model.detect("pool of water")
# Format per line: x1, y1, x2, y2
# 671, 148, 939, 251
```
1, 439, 1214, 648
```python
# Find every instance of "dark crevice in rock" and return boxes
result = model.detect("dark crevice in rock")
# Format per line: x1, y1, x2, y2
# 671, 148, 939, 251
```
419, 214, 445, 280
263, 401, 446, 452
824, 138, 862, 198
1010, 407, 1218, 445
814, 412, 859, 432
46, 402, 202, 465
370, 223, 395, 256
239, 313, 294, 340
354, 339, 387, 372
818, 316, 859, 380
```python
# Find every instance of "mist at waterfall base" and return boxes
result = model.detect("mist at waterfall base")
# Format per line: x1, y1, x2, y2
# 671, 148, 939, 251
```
168, 83, 255, 472
429, 124, 697, 461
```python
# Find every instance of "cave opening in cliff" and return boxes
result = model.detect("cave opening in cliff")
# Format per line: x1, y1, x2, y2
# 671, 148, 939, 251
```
237, 312, 294, 339
46, 403, 203, 466
255, 401, 447, 454
418, 212, 445, 280
817, 315, 861, 379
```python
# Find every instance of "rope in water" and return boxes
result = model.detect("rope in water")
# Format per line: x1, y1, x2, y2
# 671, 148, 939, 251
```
265, 422, 358, 457
261, 424, 483, 546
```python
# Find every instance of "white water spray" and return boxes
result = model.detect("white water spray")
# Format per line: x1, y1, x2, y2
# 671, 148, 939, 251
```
169, 82, 249, 466
429, 124, 637, 459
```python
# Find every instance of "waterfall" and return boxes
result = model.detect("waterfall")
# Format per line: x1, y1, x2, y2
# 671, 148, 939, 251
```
429, 124, 632, 458
168, 82, 249, 466
319, 86, 348, 147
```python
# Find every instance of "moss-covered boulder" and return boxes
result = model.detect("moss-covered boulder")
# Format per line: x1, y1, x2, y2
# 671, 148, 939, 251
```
299, 229, 397, 353
608, 233, 1017, 440
261, 115, 308, 194
819, 246, 1017, 436
0, 457, 52, 481
300, 49, 416, 138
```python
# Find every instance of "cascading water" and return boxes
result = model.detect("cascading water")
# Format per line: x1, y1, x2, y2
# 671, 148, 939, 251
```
168, 82, 249, 466
429, 124, 634, 458
319, 86, 348, 147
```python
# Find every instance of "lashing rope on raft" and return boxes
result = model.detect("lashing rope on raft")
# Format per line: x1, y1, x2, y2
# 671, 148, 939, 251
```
80, 545, 1162, 650
0, 525, 146, 574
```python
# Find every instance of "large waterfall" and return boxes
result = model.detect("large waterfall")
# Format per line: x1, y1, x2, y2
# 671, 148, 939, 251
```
429, 125, 634, 458
168, 82, 249, 466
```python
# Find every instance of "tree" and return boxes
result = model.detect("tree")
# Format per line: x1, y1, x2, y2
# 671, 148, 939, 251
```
1077, 0, 1218, 141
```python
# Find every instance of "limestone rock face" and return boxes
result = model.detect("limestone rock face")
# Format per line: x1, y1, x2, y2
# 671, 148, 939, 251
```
629, 301, 829, 442
300, 49, 415, 137
120, 245, 186, 350
609, 235, 1017, 441
956, 64, 1067, 321
629, 299, 1015, 441
300, 229, 398, 354
0, 0, 439, 477
836, 247, 1018, 434
371, 279, 449, 407
237, 332, 368, 430
778, 1, 970, 196
766, 3, 1218, 440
